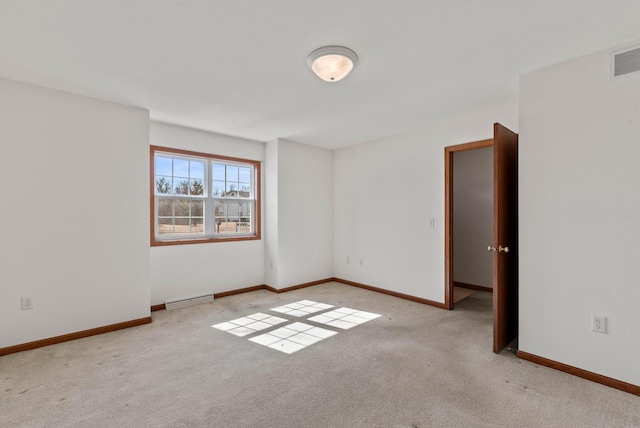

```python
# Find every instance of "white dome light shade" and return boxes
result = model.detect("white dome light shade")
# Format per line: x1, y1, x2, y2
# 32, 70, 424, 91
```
307, 46, 358, 82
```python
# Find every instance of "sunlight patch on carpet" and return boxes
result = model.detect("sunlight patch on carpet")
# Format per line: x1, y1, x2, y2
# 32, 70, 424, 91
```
212, 302, 381, 354
212, 312, 288, 337
270, 300, 334, 317
307, 307, 381, 330
249, 322, 338, 354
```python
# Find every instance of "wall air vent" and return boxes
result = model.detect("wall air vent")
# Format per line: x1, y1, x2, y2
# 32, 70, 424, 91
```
611, 46, 640, 79
165, 293, 214, 310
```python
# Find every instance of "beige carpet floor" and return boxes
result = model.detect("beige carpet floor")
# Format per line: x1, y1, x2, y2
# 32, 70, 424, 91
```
1, 282, 639, 427
453, 286, 477, 303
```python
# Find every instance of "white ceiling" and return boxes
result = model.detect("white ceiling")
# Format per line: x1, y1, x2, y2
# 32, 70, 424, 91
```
1, 1, 639, 149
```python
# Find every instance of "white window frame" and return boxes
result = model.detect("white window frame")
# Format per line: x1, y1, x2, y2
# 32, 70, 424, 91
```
150, 146, 261, 246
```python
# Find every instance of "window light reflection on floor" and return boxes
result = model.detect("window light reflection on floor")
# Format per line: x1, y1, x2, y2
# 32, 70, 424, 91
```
211, 301, 381, 354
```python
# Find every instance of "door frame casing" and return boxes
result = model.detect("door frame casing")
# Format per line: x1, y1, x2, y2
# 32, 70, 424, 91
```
444, 138, 494, 310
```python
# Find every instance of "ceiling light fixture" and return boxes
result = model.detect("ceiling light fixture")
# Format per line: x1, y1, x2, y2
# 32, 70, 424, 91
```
307, 45, 358, 82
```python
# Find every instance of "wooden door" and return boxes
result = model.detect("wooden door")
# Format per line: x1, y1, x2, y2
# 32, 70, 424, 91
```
492, 123, 519, 353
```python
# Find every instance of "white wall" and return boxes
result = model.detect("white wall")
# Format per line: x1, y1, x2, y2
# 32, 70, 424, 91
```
0, 78, 150, 349
333, 103, 518, 303
264, 140, 279, 287
453, 147, 493, 288
519, 44, 640, 385
149, 122, 265, 304
277, 139, 333, 287
264, 139, 334, 289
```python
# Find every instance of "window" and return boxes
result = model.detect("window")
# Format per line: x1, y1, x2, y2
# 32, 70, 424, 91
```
150, 146, 260, 246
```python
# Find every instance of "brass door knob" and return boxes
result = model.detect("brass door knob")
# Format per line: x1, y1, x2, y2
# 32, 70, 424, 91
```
498, 245, 510, 253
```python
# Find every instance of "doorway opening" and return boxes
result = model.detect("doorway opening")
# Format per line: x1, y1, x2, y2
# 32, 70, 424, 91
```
445, 139, 494, 310
444, 123, 519, 353
453, 145, 495, 307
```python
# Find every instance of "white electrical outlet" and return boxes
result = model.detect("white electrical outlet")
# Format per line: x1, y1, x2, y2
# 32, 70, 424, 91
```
591, 315, 607, 334
21, 296, 34, 310
359, 258, 364, 267
428, 218, 435, 228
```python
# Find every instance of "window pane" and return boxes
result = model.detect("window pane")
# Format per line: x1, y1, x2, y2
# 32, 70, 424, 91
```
190, 200, 203, 217
190, 218, 204, 234
226, 165, 239, 182
214, 200, 224, 218
172, 180, 186, 195
213, 163, 225, 181
217, 218, 238, 234
226, 182, 239, 196
175, 199, 190, 217
158, 199, 173, 216
155, 176, 173, 194
173, 159, 189, 178
238, 218, 251, 233
173, 179, 189, 195
214, 200, 232, 234
239, 167, 251, 184
239, 201, 252, 232
190, 179, 204, 196
240, 201, 252, 218
212, 200, 254, 234
190, 160, 205, 180
156, 157, 173, 176
174, 218, 190, 235
238, 183, 251, 198
226, 201, 240, 217
213, 180, 225, 197
157, 217, 173, 235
